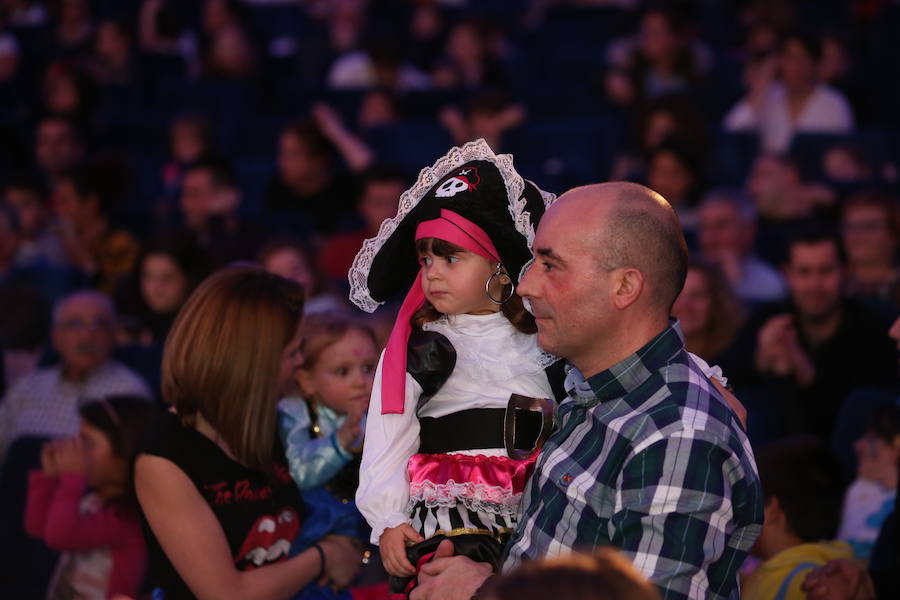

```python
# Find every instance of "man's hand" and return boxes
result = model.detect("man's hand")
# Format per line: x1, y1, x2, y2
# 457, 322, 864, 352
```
801, 559, 875, 600
379, 524, 424, 577
411, 539, 493, 600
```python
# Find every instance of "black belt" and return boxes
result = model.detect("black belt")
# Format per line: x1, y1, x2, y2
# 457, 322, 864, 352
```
418, 407, 544, 454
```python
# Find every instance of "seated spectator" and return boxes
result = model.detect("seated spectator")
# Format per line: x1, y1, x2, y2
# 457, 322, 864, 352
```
52, 166, 140, 296
0, 290, 151, 456
750, 228, 897, 439
746, 154, 834, 265
0, 203, 19, 280
823, 142, 873, 184
264, 109, 373, 237
605, 7, 711, 107
158, 112, 214, 214
86, 18, 135, 86
25, 396, 158, 600
840, 191, 900, 303
52, 0, 95, 56
838, 404, 900, 560
440, 91, 525, 152
644, 138, 704, 227
479, 547, 660, 600
117, 236, 208, 347
357, 88, 400, 132
610, 94, 707, 181
724, 32, 855, 154
431, 19, 506, 91
41, 60, 96, 123
34, 115, 85, 189
697, 189, 786, 303
327, 37, 431, 92
743, 436, 853, 600
318, 165, 407, 283
258, 237, 345, 314
0, 284, 48, 390
672, 258, 745, 364
3, 177, 66, 268
175, 156, 265, 269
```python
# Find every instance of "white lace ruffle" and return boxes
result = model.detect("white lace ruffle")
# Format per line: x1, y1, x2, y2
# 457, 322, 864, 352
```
407, 479, 522, 517
348, 139, 538, 313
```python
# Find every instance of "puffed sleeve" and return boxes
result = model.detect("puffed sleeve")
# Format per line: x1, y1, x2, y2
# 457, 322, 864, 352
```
278, 397, 351, 491
356, 350, 424, 544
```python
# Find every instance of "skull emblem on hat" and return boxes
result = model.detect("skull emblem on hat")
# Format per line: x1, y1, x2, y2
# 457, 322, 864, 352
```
435, 167, 480, 198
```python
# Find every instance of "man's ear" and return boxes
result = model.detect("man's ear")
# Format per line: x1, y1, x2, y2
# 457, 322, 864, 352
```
612, 267, 644, 309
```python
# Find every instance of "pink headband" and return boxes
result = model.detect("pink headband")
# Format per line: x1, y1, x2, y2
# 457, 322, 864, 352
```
381, 209, 501, 414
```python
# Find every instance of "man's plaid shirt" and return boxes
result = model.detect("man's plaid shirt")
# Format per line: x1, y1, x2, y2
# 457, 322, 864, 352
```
504, 320, 764, 599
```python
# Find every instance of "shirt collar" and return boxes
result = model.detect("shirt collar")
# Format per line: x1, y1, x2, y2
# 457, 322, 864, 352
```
571, 319, 685, 406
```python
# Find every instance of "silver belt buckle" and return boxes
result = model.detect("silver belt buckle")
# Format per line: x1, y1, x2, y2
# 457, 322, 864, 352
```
504, 394, 555, 460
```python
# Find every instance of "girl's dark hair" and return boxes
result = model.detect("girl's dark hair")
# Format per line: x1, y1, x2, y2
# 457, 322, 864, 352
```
79, 396, 159, 505
411, 238, 536, 334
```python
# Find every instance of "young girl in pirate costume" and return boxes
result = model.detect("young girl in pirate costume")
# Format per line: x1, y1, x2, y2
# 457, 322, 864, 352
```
349, 140, 563, 596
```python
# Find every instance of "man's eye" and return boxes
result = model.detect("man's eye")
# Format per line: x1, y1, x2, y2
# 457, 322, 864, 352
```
542, 262, 554, 272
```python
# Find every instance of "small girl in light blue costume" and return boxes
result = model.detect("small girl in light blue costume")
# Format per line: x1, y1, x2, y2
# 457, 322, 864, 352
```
278, 312, 380, 599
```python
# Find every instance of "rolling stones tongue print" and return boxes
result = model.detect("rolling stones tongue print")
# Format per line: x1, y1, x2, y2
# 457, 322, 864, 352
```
236, 508, 301, 569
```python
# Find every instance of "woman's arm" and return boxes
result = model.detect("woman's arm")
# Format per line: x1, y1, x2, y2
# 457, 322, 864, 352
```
135, 454, 355, 600
355, 352, 423, 544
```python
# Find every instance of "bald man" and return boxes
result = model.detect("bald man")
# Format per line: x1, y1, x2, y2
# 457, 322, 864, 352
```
412, 183, 764, 600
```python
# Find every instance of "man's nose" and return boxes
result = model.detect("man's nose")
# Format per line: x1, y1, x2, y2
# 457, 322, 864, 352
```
517, 262, 536, 298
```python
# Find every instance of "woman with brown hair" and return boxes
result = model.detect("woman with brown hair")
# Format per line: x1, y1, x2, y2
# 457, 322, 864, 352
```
134, 266, 362, 599
672, 258, 746, 363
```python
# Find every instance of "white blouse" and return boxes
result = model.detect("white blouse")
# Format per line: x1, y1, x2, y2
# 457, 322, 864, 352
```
356, 312, 554, 544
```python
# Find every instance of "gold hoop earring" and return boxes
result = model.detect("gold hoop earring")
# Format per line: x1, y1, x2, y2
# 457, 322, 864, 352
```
486, 265, 514, 304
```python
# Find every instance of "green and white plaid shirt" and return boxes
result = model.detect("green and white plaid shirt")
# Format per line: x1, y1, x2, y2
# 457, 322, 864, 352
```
504, 320, 764, 600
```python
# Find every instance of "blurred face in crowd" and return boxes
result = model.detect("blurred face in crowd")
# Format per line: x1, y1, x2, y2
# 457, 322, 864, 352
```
819, 36, 849, 84
35, 119, 82, 177
639, 11, 680, 66
179, 168, 236, 227
278, 132, 327, 188
780, 39, 818, 92
95, 21, 130, 66
889, 317, 900, 370
643, 109, 676, 150
359, 179, 403, 234
209, 25, 255, 78
298, 328, 378, 417
647, 150, 693, 207
52, 178, 94, 227
170, 121, 207, 165
358, 90, 397, 130
841, 204, 897, 269
853, 428, 900, 488
141, 253, 189, 314
53, 293, 116, 379
672, 268, 712, 339
823, 146, 870, 183
698, 200, 754, 259
263, 247, 314, 293
43, 68, 81, 114
4, 186, 47, 238
446, 22, 483, 66
747, 155, 805, 220
0, 208, 19, 266
785, 240, 843, 322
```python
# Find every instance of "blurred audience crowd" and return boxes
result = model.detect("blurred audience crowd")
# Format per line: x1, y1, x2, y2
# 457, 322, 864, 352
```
2, 0, 900, 598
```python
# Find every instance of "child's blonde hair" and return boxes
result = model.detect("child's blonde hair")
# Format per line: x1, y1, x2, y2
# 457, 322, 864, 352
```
299, 312, 378, 371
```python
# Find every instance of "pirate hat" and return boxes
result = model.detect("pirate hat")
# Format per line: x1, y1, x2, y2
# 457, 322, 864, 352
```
349, 139, 555, 313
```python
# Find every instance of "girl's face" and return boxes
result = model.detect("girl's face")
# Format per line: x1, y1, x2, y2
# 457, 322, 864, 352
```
298, 328, 378, 416
80, 421, 126, 498
418, 243, 501, 316
141, 253, 189, 314
672, 268, 712, 338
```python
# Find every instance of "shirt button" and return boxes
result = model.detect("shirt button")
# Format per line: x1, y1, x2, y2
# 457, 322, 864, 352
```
559, 474, 573, 486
